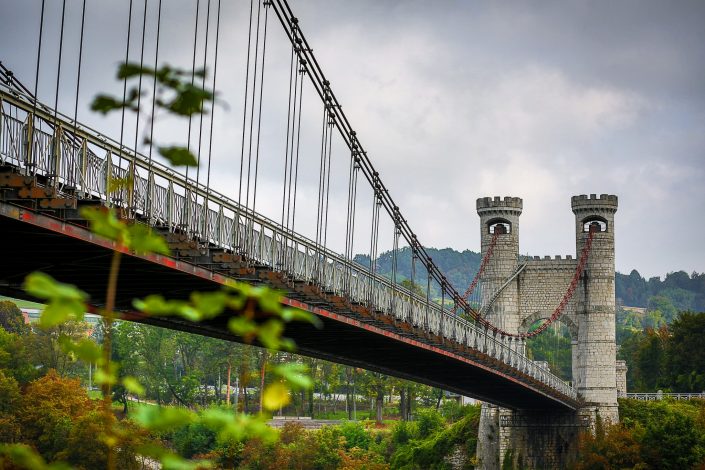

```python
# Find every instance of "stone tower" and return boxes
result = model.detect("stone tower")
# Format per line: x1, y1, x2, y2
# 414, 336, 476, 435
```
572, 194, 619, 423
476, 196, 523, 333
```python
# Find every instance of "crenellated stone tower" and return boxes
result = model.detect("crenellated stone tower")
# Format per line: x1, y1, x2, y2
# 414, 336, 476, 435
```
477, 196, 523, 333
572, 194, 619, 423
475, 194, 620, 469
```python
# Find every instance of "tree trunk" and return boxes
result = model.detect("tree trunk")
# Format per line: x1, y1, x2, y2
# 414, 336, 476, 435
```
375, 388, 384, 424
259, 350, 268, 413
226, 360, 232, 406
405, 386, 412, 420
400, 388, 407, 421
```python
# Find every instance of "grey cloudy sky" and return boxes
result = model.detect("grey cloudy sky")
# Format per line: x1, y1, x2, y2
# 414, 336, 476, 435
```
2, 0, 704, 278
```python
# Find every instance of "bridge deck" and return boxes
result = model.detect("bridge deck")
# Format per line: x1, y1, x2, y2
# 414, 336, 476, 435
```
0, 201, 576, 410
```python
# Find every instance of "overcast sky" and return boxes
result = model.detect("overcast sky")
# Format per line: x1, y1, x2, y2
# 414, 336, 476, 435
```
2, 0, 704, 279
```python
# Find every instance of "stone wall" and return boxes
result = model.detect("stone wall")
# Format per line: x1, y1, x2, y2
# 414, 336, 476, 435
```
616, 360, 628, 397
518, 257, 579, 336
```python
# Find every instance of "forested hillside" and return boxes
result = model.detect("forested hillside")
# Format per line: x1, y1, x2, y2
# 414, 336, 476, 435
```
356, 246, 705, 314
354, 247, 482, 298
617, 269, 705, 311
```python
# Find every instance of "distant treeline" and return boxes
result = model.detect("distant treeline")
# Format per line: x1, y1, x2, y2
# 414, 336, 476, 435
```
616, 270, 705, 311
356, 247, 705, 312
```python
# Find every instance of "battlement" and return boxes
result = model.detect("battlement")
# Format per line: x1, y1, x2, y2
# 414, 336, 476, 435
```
530, 255, 574, 261
525, 255, 578, 270
571, 194, 618, 212
476, 196, 523, 212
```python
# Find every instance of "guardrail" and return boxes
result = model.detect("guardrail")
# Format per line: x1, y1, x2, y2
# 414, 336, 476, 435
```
622, 391, 705, 401
0, 85, 576, 402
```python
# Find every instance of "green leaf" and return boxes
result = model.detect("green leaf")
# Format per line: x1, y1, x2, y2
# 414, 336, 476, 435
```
58, 336, 102, 363
166, 84, 213, 117
201, 409, 277, 444
227, 317, 258, 337
134, 406, 194, 433
280, 308, 322, 328
90, 94, 127, 115
262, 382, 290, 411
126, 224, 170, 255
190, 291, 227, 319
158, 146, 198, 166
24, 272, 88, 328
24, 272, 88, 302
272, 363, 312, 390
257, 319, 286, 350
160, 453, 212, 470
93, 368, 117, 387
80, 206, 126, 242
278, 337, 296, 352
257, 288, 283, 314
39, 299, 86, 328
122, 376, 146, 396
132, 295, 201, 321
117, 62, 155, 80
137, 443, 211, 470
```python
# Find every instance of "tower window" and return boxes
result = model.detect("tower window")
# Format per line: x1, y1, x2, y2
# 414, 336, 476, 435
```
582, 217, 607, 233
488, 219, 511, 234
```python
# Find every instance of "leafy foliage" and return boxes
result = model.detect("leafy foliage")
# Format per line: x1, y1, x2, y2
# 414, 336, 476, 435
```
0, 301, 29, 335
90, 63, 216, 168
617, 269, 705, 311
618, 312, 705, 392
576, 399, 705, 469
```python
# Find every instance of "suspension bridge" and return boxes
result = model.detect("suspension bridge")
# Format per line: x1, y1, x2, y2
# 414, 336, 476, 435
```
0, 1, 621, 467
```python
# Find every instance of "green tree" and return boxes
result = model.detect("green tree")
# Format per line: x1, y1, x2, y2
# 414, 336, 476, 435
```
640, 410, 701, 469
0, 328, 38, 384
360, 371, 390, 424
647, 295, 678, 323
635, 327, 668, 391
666, 312, 705, 392
0, 370, 21, 443
0, 301, 29, 335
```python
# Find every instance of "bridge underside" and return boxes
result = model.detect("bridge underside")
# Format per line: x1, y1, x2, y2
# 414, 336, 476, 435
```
0, 200, 575, 411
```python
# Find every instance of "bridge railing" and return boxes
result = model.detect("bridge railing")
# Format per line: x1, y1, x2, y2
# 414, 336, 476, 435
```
622, 391, 705, 401
0, 86, 576, 402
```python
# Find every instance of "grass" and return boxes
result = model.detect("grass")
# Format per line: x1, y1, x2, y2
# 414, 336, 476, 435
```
1, 295, 44, 309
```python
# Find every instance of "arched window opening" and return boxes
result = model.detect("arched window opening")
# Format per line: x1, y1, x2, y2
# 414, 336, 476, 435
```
525, 319, 574, 384
488, 218, 511, 235
582, 216, 607, 233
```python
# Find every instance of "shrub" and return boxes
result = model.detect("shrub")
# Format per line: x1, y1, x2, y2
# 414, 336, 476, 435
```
416, 409, 444, 439
172, 421, 217, 459
17, 371, 93, 461
339, 421, 372, 450
391, 420, 418, 446
390, 407, 481, 470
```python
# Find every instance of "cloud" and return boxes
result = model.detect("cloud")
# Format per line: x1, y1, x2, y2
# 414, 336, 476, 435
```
1, 0, 703, 277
